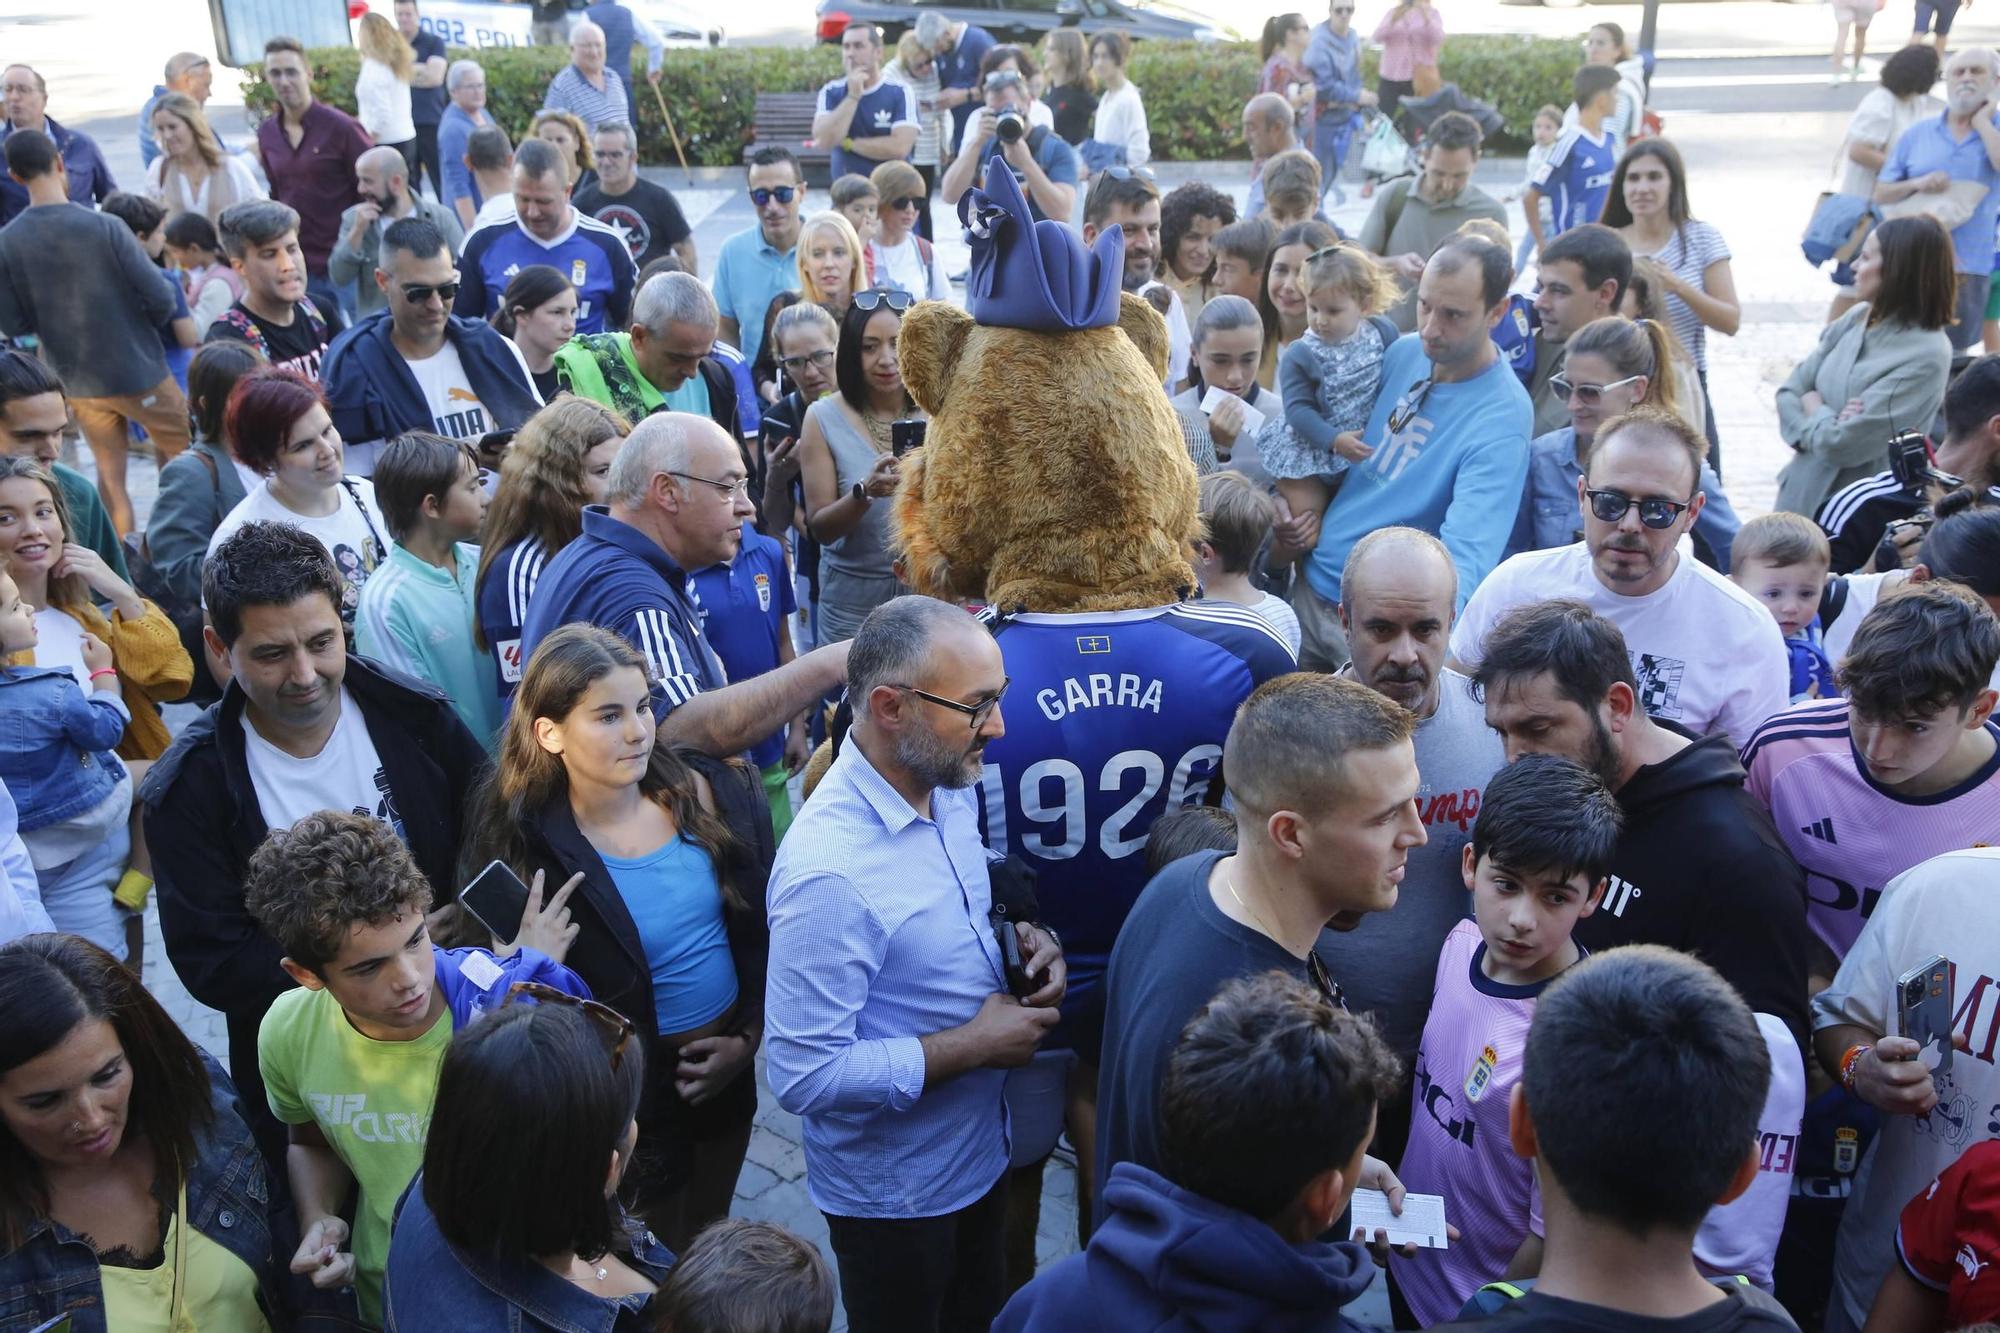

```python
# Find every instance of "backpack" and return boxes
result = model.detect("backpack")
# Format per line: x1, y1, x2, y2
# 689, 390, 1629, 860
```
123, 448, 224, 707
217, 299, 327, 361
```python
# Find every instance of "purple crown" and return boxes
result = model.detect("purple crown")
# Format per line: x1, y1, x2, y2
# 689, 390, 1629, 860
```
958, 160, 1124, 332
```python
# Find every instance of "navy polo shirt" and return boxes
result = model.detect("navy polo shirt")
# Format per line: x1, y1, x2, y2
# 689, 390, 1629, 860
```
691, 523, 797, 769
518, 505, 726, 717
937, 23, 996, 141
818, 76, 917, 181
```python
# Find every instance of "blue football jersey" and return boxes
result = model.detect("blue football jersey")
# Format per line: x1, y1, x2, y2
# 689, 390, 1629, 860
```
975, 605, 1296, 993
454, 212, 638, 336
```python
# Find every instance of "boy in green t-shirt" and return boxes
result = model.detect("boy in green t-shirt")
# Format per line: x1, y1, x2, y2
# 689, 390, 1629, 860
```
247, 808, 588, 1326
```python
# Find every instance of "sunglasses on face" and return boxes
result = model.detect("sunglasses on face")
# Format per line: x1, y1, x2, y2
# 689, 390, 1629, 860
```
750, 185, 799, 206
400, 279, 460, 305
505, 981, 637, 1070
1550, 373, 1643, 406
852, 288, 915, 312
1586, 487, 1696, 529
889, 195, 923, 211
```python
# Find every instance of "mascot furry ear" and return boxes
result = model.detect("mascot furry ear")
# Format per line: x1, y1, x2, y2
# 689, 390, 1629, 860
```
892, 164, 1197, 613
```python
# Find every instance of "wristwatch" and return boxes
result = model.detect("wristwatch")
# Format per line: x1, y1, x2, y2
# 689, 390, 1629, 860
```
851, 481, 867, 504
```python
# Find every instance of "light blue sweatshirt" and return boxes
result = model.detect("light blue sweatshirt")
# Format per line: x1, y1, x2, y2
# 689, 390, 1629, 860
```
355, 542, 503, 748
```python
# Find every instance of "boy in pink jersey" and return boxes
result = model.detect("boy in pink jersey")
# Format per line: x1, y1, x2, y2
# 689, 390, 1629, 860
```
1742, 579, 2000, 963
1392, 753, 1623, 1327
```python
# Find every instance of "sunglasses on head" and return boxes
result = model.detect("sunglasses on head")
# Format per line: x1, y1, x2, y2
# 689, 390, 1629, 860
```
1099, 165, 1157, 183
750, 185, 799, 206
851, 288, 915, 312
1586, 487, 1696, 529
1550, 373, 1643, 406
889, 195, 923, 211
505, 981, 637, 1070
400, 279, 460, 305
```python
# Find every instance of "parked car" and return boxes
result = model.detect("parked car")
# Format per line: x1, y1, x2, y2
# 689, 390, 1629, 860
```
813, 0, 1234, 47
373, 0, 722, 50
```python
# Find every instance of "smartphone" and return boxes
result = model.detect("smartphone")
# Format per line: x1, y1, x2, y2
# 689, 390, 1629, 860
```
891, 418, 927, 458
459, 860, 532, 942
989, 902, 1042, 999
1897, 953, 1953, 1075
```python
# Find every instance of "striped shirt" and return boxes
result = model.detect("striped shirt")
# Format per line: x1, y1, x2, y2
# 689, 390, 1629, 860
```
1742, 698, 2000, 959
1631, 219, 1731, 373
542, 64, 631, 133
475, 536, 547, 699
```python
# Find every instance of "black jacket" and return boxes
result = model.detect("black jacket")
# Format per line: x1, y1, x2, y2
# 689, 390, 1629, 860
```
1575, 725, 1813, 1052
139, 655, 489, 1167
512, 749, 774, 1052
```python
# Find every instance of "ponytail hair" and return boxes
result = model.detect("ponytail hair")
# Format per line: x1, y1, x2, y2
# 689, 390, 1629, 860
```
1260, 13, 1306, 62
1566, 316, 1682, 423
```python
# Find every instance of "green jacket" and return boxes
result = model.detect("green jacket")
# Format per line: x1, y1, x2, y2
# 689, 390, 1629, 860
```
553, 332, 666, 425
54, 461, 130, 584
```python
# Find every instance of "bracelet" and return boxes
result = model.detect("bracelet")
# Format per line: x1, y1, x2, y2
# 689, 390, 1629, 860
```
89, 667, 117, 682
1839, 1042, 1872, 1092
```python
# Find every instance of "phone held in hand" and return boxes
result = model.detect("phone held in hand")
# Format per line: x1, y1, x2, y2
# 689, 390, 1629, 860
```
990, 901, 1037, 999
892, 418, 927, 458
1897, 953, 1954, 1075
459, 859, 532, 942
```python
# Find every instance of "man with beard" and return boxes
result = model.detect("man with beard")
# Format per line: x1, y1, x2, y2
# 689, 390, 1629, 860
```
1466, 596, 1810, 1048
1875, 46, 2000, 350
766, 594, 1067, 1333
1452, 405, 1787, 744
1357, 113, 1508, 332
1318, 527, 1503, 1163
328, 145, 465, 318
1081, 168, 1192, 390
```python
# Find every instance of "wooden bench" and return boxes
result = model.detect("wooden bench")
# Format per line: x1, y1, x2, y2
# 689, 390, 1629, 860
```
743, 93, 833, 187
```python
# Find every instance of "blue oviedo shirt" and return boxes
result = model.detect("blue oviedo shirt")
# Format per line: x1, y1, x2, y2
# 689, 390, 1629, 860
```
691, 523, 796, 770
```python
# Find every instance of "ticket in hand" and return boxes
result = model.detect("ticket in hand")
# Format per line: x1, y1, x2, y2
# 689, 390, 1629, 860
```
1199, 385, 1266, 436
1350, 1187, 1450, 1249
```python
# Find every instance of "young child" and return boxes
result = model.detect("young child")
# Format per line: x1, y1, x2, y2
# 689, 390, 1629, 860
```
830, 173, 881, 281
1731, 511, 1837, 702
647, 1218, 837, 1333
1515, 105, 1562, 272
1867, 1139, 2000, 1328
1208, 217, 1273, 306
1392, 753, 1623, 1327
101, 190, 199, 392
1193, 470, 1301, 655
164, 211, 246, 330
355, 432, 500, 744
0, 567, 133, 960
1525, 65, 1621, 255
248, 809, 587, 1328
1254, 242, 1398, 531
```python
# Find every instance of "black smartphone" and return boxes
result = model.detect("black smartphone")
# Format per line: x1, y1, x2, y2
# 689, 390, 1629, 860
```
1898, 954, 1954, 1075
891, 418, 926, 458
989, 902, 1043, 999
459, 859, 532, 942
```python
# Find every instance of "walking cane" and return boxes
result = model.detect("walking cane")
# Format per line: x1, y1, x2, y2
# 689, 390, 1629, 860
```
649, 78, 695, 188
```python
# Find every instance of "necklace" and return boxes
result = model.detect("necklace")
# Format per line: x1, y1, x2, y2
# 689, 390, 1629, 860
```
1223, 867, 1283, 946
570, 1256, 609, 1283
860, 410, 898, 452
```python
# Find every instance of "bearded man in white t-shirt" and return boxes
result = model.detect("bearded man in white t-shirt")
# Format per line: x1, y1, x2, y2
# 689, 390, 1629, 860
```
1451, 404, 1788, 745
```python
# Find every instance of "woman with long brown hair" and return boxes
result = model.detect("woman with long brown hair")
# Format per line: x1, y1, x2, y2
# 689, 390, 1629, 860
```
474, 396, 630, 700
467, 624, 775, 1251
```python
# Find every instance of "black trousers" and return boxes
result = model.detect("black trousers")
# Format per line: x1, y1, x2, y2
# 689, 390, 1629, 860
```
916, 162, 938, 244
412, 122, 442, 200
824, 1173, 1009, 1333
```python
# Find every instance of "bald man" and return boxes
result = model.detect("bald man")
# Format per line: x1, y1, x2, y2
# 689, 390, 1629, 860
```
1316, 526, 1504, 1164
1243, 92, 1297, 218
542, 18, 630, 132
329, 143, 466, 315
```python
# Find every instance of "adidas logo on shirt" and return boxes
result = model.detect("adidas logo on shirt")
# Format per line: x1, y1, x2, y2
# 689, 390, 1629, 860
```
1801, 817, 1838, 844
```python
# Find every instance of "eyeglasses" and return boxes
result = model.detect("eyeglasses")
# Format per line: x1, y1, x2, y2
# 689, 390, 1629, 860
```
1332, 5, 1355, 13
888, 196, 923, 212
1387, 377, 1434, 434
505, 981, 636, 1071
1304, 243, 1349, 264
750, 185, 799, 206
852, 288, 915, 312
1550, 373, 1643, 406
894, 678, 1011, 731
778, 348, 835, 375
669, 470, 753, 499
1585, 487, 1697, 529
399, 279, 461, 305
1307, 950, 1345, 1008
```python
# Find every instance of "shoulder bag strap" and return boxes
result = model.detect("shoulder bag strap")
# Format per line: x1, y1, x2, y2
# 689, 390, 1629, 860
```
340, 477, 387, 554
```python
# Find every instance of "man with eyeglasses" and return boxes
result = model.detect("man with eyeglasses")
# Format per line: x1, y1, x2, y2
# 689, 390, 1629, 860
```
575, 122, 695, 271
1454, 405, 1788, 745
454, 137, 637, 336
938, 68, 1079, 226
1304, 0, 1374, 207
520, 412, 852, 754
555, 271, 742, 438
321, 218, 542, 475
329, 145, 466, 319
713, 146, 807, 356
767, 594, 1064, 1332
0, 64, 115, 227
438, 60, 495, 231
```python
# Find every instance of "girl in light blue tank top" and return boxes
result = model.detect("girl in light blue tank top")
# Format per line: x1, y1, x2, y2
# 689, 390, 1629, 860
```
599, 833, 739, 1034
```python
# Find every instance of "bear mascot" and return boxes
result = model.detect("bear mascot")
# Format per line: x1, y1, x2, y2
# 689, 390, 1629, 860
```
890, 164, 1297, 1270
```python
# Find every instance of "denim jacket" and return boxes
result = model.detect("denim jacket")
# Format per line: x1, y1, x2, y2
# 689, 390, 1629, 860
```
0, 666, 129, 831
0, 1052, 283, 1333
1509, 426, 1743, 572
384, 1177, 674, 1332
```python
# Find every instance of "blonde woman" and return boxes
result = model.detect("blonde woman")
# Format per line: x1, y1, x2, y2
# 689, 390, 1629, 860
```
796, 210, 867, 318
533, 108, 598, 191
356, 11, 418, 177
883, 31, 949, 240
143, 92, 263, 227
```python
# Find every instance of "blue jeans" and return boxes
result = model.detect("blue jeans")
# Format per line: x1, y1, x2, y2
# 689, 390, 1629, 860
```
26, 789, 131, 959
1312, 110, 1359, 202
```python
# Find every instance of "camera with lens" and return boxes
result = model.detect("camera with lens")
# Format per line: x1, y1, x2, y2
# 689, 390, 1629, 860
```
1872, 430, 1942, 572
995, 110, 1027, 144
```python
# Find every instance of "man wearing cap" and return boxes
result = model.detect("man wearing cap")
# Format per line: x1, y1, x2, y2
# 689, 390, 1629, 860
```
938, 67, 1079, 225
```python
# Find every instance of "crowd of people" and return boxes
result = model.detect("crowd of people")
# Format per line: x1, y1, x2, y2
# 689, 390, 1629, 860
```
0, 2, 1998, 1331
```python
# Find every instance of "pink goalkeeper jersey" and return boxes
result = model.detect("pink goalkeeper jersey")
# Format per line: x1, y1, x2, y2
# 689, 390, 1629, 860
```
1394, 919, 1559, 1326
1741, 699, 2000, 961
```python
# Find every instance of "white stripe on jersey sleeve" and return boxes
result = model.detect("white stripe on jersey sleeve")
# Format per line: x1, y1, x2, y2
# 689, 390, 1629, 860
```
1169, 600, 1298, 656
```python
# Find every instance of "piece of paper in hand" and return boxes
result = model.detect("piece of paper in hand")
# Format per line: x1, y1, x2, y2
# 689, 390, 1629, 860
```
1350, 1188, 1449, 1249
1200, 385, 1267, 436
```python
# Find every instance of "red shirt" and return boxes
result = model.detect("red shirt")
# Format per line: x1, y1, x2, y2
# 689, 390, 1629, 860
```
256, 101, 373, 277
1898, 1138, 2000, 1325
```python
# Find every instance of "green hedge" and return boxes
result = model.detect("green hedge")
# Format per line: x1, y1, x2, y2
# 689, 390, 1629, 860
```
241, 34, 1573, 166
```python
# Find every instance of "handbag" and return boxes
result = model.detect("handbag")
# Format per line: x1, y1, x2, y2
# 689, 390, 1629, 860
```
1079, 138, 1127, 173
1358, 114, 1413, 180
1801, 190, 1876, 267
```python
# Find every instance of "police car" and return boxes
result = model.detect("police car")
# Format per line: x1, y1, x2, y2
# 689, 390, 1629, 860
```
364, 0, 723, 50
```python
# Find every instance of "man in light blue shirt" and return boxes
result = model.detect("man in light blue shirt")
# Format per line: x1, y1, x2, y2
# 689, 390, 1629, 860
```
712, 146, 805, 362
1875, 46, 2000, 349
1295, 232, 1533, 670
765, 595, 1066, 1333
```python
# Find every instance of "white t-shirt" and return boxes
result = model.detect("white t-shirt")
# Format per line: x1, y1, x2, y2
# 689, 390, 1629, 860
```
31, 608, 89, 688
1247, 592, 1302, 656
1136, 280, 1191, 392
404, 341, 492, 441
471, 193, 515, 230
356, 56, 416, 144
241, 687, 397, 831
1692, 1011, 1804, 1290
208, 478, 386, 628
1824, 569, 2000, 692
870, 234, 950, 301
1813, 846, 2000, 1329
1451, 541, 1790, 745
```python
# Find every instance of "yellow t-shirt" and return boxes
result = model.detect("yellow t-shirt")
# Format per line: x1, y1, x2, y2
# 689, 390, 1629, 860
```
97, 1202, 273, 1333
258, 985, 453, 1327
